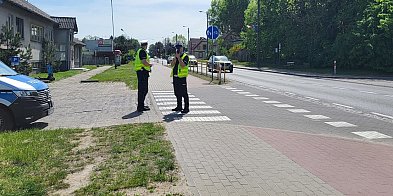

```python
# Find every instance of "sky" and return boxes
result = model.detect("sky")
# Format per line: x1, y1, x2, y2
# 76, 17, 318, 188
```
29, 0, 212, 43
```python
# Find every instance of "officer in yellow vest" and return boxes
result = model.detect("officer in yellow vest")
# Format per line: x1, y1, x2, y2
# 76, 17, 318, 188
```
135, 40, 152, 112
170, 44, 190, 113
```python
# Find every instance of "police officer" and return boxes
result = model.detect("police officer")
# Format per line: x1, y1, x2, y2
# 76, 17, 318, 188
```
134, 40, 153, 112
170, 44, 190, 114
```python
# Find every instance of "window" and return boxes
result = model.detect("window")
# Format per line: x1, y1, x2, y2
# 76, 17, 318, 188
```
44, 30, 53, 41
203, 44, 207, 50
31, 24, 43, 42
16, 17, 24, 39
57, 44, 66, 61
7, 14, 14, 33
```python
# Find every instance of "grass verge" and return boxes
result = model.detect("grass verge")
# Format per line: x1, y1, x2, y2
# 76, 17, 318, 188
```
30, 65, 98, 81
0, 128, 84, 195
75, 123, 178, 195
89, 63, 137, 89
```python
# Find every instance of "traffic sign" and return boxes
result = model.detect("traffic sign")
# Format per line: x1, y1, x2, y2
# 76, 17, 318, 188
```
206, 26, 220, 40
11, 56, 20, 66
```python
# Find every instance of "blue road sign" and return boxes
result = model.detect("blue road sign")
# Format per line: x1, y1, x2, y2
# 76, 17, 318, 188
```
11, 56, 20, 66
206, 26, 220, 40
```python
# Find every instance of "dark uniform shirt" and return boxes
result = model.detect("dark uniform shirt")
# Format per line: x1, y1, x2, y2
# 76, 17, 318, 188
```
173, 53, 189, 76
139, 49, 147, 61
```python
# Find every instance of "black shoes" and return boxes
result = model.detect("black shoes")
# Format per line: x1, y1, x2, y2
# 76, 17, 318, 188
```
181, 109, 189, 114
172, 107, 182, 112
137, 106, 150, 112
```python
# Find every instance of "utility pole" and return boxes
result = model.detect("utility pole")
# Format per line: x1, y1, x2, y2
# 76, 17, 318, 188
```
257, 0, 261, 69
206, 12, 209, 59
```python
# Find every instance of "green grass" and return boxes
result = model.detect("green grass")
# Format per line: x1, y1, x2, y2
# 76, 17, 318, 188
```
30, 65, 98, 81
89, 63, 137, 89
75, 123, 176, 195
0, 128, 84, 195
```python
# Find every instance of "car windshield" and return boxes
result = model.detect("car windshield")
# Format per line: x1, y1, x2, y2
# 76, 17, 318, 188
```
215, 56, 229, 61
0, 60, 18, 76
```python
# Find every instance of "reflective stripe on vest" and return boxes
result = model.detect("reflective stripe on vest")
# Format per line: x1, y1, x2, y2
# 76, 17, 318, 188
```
170, 53, 189, 78
134, 48, 151, 71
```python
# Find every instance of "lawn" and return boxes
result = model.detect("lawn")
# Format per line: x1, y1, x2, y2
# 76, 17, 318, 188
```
30, 65, 98, 81
0, 128, 84, 195
89, 63, 137, 89
0, 124, 182, 195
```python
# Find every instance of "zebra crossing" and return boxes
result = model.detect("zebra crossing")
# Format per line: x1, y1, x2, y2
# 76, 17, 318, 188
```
152, 91, 231, 122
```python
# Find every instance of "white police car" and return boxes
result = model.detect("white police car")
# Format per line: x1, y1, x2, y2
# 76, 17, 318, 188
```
0, 60, 53, 131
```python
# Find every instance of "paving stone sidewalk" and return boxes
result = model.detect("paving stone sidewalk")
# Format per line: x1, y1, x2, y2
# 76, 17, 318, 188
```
149, 62, 393, 196
36, 66, 161, 129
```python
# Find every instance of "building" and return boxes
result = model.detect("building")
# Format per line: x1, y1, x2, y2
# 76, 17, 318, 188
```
189, 37, 208, 59
82, 38, 114, 65
0, 0, 57, 67
0, 0, 81, 71
51, 16, 83, 70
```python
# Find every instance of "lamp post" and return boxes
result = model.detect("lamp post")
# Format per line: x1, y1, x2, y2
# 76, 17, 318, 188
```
182, 25, 190, 53
110, 0, 115, 54
199, 11, 209, 59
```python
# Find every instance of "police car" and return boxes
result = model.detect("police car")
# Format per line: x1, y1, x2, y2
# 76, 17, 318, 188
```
0, 60, 53, 131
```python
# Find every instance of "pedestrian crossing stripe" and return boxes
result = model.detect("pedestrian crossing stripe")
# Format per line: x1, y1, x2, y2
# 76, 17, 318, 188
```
161, 110, 221, 115
287, 109, 311, 113
245, 94, 259, 97
253, 97, 269, 100
325, 122, 357, 127
352, 131, 392, 139
154, 95, 196, 98
159, 106, 213, 110
173, 116, 231, 122
237, 92, 251, 94
155, 98, 200, 102
273, 104, 295, 108
156, 102, 206, 106
304, 115, 330, 120
152, 90, 173, 93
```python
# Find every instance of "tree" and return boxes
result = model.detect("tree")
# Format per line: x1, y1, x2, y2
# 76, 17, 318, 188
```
0, 22, 32, 74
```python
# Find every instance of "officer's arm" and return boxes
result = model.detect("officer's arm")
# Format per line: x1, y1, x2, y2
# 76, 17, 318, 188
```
142, 59, 151, 67
179, 56, 188, 68
171, 58, 176, 67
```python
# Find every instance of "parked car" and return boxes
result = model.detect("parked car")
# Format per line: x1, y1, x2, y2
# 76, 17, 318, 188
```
0, 60, 54, 131
208, 56, 233, 73
188, 55, 198, 67
167, 56, 174, 64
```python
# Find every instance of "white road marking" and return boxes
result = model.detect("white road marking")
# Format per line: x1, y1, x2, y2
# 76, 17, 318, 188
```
273, 104, 295, 108
371, 112, 393, 120
253, 97, 269, 100
305, 97, 319, 101
332, 103, 354, 109
285, 92, 296, 96
287, 109, 311, 113
225, 88, 237, 90
263, 101, 281, 104
332, 86, 346, 90
152, 90, 173, 93
156, 98, 200, 102
154, 95, 196, 98
157, 102, 206, 106
159, 106, 213, 110
231, 90, 244, 92
152, 92, 176, 95
352, 131, 392, 139
325, 122, 357, 127
360, 91, 377, 94
304, 115, 331, 120
385, 95, 393, 98
237, 92, 251, 94
174, 116, 231, 122
245, 94, 259, 97
161, 110, 221, 115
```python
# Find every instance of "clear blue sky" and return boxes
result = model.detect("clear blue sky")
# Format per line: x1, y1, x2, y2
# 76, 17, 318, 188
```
29, 0, 212, 43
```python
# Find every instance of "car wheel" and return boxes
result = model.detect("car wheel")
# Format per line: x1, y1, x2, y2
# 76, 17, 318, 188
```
230, 68, 233, 73
0, 107, 14, 131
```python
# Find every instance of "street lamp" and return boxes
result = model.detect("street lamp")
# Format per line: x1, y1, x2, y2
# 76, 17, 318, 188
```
257, 0, 261, 69
199, 10, 209, 59
111, 0, 115, 54
182, 25, 190, 53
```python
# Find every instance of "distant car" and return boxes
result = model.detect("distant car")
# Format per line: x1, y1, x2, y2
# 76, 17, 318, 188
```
167, 56, 174, 64
208, 56, 233, 73
188, 55, 198, 67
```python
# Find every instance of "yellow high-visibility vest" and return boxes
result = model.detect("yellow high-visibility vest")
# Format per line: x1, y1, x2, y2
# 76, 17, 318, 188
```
170, 53, 189, 78
134, 48, 151, 71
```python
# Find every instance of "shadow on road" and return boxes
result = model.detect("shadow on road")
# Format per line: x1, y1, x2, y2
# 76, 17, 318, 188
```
122, 111, 143, 119
163, 112, 184, 123
25, 122, 49, 130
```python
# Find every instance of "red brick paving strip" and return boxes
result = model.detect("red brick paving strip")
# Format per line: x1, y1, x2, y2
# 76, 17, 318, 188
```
249, 128, 393, 196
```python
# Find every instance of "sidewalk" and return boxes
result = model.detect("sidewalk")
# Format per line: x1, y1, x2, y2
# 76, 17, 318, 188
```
36, 66, 161, 129
149, 62, 393, 195
234, 65, 393, 88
